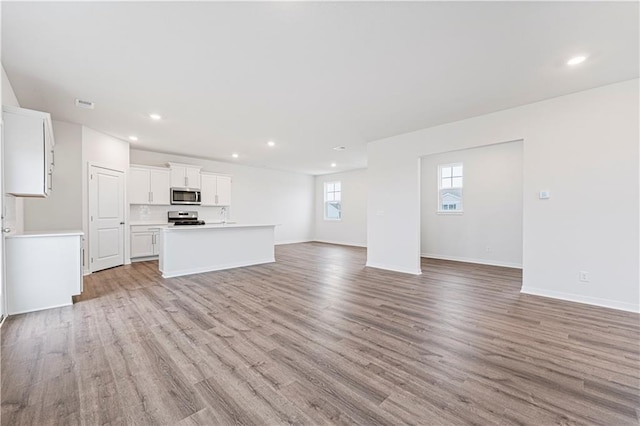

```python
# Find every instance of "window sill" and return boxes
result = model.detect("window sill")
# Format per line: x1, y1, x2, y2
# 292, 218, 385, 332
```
436, 211, 463, 215
324, 218, 342, 221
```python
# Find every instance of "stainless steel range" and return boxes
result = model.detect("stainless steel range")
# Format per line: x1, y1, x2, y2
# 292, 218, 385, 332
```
168, 211, 205, 226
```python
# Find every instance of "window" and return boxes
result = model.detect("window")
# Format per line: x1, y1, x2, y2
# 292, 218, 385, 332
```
438, 163, 463, 212
324, 181, 342, 220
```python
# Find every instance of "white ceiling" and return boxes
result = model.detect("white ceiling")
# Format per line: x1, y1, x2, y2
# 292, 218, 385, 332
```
3, 2, 638, 175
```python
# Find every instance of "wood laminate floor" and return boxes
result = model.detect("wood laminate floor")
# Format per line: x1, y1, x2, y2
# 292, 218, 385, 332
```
2, 242, 639, 425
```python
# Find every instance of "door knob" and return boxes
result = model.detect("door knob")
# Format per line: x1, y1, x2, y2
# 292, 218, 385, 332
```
120, 222, 125, 225
3, 228, 11, 233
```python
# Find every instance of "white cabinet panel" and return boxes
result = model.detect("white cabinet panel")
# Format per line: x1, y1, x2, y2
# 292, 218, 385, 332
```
6, 233, 83, 315
3, 106, 55, 197
216, 176, 232, 206
201, 173, 232, 206
131, 225, 161, 259
200, 173, 217, 206
129, 165, 170, 205
168, 162, 201, 189
185, 167, 201, 189
129, 167, 151, 204
170, 165, 187, 188
149, 169, 170, 204
131, 232, 154, 258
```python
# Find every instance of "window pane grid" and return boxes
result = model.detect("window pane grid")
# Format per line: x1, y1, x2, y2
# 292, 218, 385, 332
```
438, 163, 463, 212
324, 181, 342, 220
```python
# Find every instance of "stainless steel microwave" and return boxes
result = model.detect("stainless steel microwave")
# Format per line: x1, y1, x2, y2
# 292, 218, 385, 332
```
170, 188, 201, 205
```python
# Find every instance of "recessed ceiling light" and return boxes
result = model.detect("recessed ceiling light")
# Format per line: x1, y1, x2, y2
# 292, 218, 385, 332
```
232, 153, 239, 159
567, 55, 587, 66
149, 113, 162, 121
129, 136, 138, 141
267, 141, 276, 147
333, 146, 346, 151
331, 162, 337, 167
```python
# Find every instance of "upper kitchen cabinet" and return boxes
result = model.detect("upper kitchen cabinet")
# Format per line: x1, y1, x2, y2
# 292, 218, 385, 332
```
201, 173, 232, 206
3, 105, 55, 197
129, 165, 170, 205
168, 162, 201, 189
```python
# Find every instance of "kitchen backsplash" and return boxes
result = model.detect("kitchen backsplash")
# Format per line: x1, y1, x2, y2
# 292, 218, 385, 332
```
130, 205, 229, 224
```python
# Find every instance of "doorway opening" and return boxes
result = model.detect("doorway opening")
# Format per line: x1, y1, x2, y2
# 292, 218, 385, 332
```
419, 140, 524, 270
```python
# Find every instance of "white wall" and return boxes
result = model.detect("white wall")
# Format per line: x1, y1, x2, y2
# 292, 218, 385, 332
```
2, 65, 24, 236
24, 121, 83, 231
129, 150, 314, 245
368, 79, 639, 312
314, 169, 367, 247
421, 141, 523, 268
82, 127, 130, 273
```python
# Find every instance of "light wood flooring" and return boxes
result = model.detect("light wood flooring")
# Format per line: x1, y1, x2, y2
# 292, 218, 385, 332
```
2, 242, 639, 425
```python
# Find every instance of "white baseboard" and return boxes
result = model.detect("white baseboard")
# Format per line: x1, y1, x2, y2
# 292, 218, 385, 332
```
365, 261, 422, 275
162, 257, 275, 278
8, 302, 73, 316
275, 239, 313, 246
131, 256, 159, 263
421, 253, 522, 269
521, 286, 639, 313
313, 239, 367, 248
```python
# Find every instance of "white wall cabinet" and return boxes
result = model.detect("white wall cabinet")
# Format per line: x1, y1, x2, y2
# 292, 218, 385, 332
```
6, 231, 83, 315
201, 173, 232, 206
168, 162, 201, 189
3, 105, 55, 197
129, 165, 170, 205
131, 225, 160, 259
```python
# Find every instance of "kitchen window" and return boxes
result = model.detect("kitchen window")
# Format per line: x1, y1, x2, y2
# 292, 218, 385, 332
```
324, 181, 342, 220
438, 163, 463, 213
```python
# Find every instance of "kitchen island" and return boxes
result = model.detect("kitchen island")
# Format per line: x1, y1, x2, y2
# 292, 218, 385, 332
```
157, 223, 276, 278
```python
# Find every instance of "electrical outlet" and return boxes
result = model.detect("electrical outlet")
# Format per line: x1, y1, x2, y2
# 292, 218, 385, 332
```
579, 271, 589, 282
485, 246, 492, 253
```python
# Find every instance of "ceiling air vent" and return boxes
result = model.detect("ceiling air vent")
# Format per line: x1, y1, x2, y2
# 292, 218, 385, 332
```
75, 98, 95, 109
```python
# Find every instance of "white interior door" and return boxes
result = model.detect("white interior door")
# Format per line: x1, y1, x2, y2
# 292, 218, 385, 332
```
89, 165, 124, 272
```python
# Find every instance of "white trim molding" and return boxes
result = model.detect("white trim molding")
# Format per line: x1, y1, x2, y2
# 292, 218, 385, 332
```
365, 261, 422, 275
421, 253, 522, 269
521, 286, 640, 313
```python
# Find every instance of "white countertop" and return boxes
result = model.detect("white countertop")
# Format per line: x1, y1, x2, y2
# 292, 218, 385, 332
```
158, 223, 276, 231
6, 230, 84, 239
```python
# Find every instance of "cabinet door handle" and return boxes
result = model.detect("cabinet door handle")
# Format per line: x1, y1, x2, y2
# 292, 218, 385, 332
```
148, 191, 152, 202
48, 172, 53, 191
184, 176, 188, 187
215, 194, 218, 205
150, 192, 153, 202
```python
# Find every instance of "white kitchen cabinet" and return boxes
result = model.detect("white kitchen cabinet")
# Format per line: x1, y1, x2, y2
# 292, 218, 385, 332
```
5, 231, 83, 315
3, 105, 55, 197
131, 225, 161, 259
129, 165, 170, 205
201, 173, 232, 206
168, 162, 201, 189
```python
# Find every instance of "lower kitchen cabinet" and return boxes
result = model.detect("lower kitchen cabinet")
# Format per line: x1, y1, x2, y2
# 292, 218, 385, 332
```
131, 225, 161, 260
5, 231, 83, 315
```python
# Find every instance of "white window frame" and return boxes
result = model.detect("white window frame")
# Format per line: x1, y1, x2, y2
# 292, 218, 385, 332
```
324, 181, 342, 221
437, 163, 463, 214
